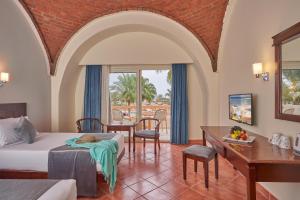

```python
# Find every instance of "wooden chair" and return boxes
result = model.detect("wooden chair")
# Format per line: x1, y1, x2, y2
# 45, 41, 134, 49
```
112, 109, 124, 123
182, 145, 218, 188
133, 118, 161, 154
154, 109, 168, 133
283, 108, 295, 114
76, 118, 104, 133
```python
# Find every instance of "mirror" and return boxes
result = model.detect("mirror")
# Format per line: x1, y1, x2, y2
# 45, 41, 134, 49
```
281, 35, 300, 115
273, 22, 300, 122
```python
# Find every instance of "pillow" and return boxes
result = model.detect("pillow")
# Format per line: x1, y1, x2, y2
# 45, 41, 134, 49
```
0, 117, 21, 146
14, 117, 38, 144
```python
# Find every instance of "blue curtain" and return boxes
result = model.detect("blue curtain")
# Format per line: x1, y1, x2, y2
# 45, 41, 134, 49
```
171, 64, 188, 144
83, 65, 102, 131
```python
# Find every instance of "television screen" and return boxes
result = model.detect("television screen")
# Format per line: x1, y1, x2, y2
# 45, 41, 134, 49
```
229, 94, 253, 125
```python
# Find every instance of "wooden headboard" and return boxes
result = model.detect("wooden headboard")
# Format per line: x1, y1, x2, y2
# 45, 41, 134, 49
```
0, 103, 27, 119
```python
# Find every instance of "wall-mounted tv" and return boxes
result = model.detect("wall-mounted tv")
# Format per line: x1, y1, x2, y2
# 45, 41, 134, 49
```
229, 93, 253, 125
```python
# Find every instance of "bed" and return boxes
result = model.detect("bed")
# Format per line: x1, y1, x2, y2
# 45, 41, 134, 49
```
0, 103, 125, 182
0, 132, 125, 172
0, 179, 76, 200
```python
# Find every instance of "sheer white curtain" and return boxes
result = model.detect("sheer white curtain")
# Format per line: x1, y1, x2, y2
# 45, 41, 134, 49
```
101, 65, 111, 127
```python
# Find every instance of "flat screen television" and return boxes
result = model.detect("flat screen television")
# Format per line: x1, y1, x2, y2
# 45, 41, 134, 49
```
229, 93, 253, 125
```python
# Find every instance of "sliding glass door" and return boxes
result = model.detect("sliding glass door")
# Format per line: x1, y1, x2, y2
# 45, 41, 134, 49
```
108, 67, 171, 140
141, 70, 171, 140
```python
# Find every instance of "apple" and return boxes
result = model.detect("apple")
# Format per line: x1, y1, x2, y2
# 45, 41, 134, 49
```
240, 133, 248, 140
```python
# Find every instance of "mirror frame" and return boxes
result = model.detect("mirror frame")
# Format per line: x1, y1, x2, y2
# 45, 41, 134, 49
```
273, 22, 300, 122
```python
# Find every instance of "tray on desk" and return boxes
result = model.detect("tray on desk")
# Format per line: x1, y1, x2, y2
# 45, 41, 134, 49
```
222, 134, 256, 144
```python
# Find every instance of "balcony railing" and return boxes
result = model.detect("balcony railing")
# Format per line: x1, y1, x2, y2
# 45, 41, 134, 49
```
111, 104, 170, 135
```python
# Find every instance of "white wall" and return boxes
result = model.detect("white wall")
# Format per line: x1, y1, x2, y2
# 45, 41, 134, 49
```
0, 0, 51, 131
80, 32, 192, 65
75, 67, 85, 122
219, 0, 300, 199
76, 32, 203, 139
187, 64, 204, 139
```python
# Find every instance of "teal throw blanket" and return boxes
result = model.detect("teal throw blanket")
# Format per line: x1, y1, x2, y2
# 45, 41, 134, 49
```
65, 138, 118, 192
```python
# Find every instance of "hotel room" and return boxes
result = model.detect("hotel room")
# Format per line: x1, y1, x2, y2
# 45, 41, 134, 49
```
0, 0, 300, 200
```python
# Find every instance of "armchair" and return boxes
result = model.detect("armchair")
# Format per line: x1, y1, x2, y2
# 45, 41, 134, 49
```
76, 118, 104, 133
133, 118, 161, 154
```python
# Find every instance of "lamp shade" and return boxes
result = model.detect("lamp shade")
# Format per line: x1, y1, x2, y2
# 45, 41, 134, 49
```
0, 72, 9, 82
252, 63, 263, 75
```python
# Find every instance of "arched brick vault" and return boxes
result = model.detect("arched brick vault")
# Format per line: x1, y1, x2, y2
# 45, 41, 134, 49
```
19, 0, 228, 75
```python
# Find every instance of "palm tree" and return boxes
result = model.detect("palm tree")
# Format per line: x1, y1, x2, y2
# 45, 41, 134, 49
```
282, 69, 300, 91
164, 89, 172, 104
282, 82, 293, 104
167, 70, 172, 85
142, 78, 157, 103
110, 74, 157, 114
110, 74, 136, 115
155, 70, 172, 85
282, 69, 300, 104
110, 74, 136, 106
165, 89, 171, 98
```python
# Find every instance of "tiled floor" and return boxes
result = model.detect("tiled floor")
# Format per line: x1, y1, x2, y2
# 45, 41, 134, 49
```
79, 143, 269, 200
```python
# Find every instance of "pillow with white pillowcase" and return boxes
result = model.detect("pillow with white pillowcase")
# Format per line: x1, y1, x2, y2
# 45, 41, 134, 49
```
0, 117, 21, 146
14, 116, 38, 144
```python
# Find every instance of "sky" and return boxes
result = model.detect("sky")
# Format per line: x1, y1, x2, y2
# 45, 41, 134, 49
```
109, 70, 171, 96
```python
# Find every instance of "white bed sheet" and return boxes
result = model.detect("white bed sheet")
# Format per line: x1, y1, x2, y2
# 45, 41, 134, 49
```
38, 179, 77, 200
0, 132, 124, 172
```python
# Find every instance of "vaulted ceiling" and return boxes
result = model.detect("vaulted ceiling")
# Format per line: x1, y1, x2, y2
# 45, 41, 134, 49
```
20, 0, 228, 75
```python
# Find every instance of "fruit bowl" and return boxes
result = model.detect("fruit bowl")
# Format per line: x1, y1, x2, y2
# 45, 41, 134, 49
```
223, 133, 256, 144
222, 126, 256, 144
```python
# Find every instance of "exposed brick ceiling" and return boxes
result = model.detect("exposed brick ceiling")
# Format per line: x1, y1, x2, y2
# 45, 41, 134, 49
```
20, 0, 228, 75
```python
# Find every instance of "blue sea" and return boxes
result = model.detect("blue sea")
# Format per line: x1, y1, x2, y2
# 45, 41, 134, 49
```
230, 95, 251, 107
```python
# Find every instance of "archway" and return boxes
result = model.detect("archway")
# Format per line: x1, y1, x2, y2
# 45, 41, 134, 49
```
52, 11, 219, 135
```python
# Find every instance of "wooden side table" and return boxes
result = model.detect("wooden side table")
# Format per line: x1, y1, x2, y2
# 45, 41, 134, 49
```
106, 123, 134, 152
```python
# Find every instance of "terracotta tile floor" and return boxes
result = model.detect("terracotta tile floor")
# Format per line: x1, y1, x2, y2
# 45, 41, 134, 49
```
79, 143, 268, 200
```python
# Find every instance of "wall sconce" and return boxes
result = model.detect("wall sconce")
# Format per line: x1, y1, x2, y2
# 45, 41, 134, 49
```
0, 72, 9, 86
252, 63, 269, 81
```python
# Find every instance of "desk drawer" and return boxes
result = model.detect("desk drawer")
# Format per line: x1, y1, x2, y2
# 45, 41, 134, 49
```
206, 134, 226, 157
226, 149, 248, 176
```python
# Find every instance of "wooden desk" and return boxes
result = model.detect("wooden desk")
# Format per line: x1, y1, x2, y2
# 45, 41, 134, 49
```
106, 123, 134, 152
201, 126, 300, 200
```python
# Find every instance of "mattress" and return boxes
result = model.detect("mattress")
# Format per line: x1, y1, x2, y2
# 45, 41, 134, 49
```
0, 132, 124, 172
38, 179, 77, 200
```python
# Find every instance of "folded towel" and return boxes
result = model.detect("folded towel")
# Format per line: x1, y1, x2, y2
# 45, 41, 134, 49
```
66, 137, 119, 192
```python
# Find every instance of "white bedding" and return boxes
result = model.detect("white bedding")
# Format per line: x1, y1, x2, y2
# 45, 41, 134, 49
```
38, 179, 77, 200
0, 132, 124, 172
